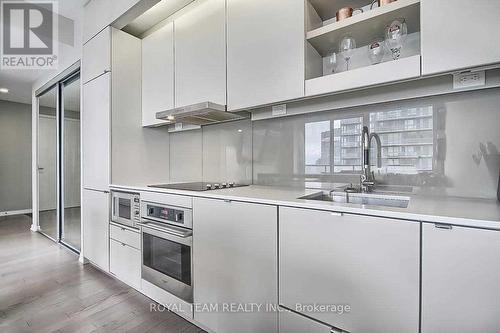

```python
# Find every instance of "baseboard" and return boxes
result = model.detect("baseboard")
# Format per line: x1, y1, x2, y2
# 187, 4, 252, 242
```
0, 209, 32, 217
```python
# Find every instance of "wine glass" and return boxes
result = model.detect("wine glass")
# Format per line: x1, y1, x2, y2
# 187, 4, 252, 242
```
326, 50, 338, 74
368, 38, 385, 64
385, 18, 408, 60
339, 36, 356, 71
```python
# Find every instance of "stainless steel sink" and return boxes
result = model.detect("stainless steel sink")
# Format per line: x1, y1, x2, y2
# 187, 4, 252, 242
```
300, 191, 410, 208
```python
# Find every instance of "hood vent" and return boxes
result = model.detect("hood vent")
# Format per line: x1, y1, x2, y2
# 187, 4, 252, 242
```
156, 102, 249, 126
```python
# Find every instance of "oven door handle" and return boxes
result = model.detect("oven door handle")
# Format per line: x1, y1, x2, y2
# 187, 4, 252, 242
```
138, 222, 192, 238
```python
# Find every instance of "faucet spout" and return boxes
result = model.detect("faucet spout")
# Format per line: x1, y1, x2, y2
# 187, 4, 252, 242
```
361, 126, 382, 192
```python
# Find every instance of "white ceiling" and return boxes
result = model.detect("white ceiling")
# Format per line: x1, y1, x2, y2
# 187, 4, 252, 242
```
0, 0, 86, 105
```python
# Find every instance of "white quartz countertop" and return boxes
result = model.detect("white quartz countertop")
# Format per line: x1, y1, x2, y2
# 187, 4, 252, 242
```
110, 184, 500, 230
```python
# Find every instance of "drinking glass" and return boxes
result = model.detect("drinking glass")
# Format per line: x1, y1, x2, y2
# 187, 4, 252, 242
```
339, 36, 356, 71
385, 18, 407, 60
326, 50, 338, 74
368, 38, 385, 64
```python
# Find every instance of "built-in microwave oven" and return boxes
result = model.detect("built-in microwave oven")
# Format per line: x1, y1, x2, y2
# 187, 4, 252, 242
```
111, 190, 141, 229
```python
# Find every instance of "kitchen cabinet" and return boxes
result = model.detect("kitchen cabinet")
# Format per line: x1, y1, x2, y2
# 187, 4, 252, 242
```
82, 72, 110, 191
422, 223, 500, 332
82, 189, 109, 272
141, 23, 174, 127
279, 309, 332, 333
110, 238, 141, 290
421, 0, 500, 75
175, 0, 226, 107
82, 28, 111, 84
226, 0, 305, 111
83, 0, 112, 44
279, 207, 420, 333
193, 198, 278, 333
83, 0, 152, 43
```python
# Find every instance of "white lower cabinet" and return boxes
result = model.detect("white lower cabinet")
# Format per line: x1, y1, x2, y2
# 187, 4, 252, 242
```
422, 223, 500, 332
279, 309, 332, 333
193, 198, 278, 333
82, 189, 109, 271
110, 238, 141, 290
279, 207, 420, 333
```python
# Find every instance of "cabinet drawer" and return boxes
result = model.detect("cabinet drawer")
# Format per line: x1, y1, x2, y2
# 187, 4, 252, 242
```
279, 308, 332, 333
110, 223, 140, 250
110, 239, 141, 289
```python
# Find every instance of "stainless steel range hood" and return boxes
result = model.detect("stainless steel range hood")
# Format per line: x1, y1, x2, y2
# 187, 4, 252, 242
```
156, 102, 249, 126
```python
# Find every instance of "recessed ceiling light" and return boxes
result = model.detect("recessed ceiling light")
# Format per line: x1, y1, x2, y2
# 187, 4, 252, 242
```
0, 88, 8, 94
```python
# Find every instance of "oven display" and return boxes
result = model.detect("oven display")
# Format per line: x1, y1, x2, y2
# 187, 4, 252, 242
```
147, 204, 184, 224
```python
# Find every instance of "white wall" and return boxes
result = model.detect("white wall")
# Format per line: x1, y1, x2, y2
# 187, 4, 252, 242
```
0, 100, 32, 213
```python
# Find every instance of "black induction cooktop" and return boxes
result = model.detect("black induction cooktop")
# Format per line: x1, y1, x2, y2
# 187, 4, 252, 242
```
148, 182, 248, 192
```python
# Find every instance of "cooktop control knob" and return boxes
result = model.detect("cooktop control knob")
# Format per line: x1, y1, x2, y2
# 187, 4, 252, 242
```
206, 184, 212, 190
222, 182, 227, 188
214, 183, 220, 189
229, 182, 234, 187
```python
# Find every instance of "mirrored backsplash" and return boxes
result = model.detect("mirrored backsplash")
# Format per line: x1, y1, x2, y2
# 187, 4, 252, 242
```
168, 88, 500, 200
252, 88, 500, 199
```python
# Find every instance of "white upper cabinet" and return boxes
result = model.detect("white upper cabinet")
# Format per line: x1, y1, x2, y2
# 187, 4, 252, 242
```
83, 0, 112, 44
175, 0, 226, 107
82, 27, 111, 84
226, 0, 305, 111
83, 0, 151, 43
141, 23, 175, 127
421, 0, 500, 75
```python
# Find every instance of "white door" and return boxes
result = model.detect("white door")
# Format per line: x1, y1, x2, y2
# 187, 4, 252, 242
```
421, 0, 500, 75
226, 0, 305, 110
82, 72, 110, 191
193, 198, 278, 333
422, 223, 500, 332
279, 207, 420, 333
141, 22, 174, 127
82, 189, 109, 271
174, 0, 226, 107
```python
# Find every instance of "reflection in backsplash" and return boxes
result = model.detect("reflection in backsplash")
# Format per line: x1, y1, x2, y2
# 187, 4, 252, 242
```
253, 88, 500, 199
169, 119, 253, 184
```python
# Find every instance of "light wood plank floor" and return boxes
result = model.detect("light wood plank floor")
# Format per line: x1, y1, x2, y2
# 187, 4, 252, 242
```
0, 215, 204, 333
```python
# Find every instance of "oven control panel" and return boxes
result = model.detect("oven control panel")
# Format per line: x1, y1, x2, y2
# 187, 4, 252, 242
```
141, 201, 193, 229
147, 205, 184, 224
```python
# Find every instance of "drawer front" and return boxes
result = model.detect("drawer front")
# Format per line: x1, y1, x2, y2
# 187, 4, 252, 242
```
110, 224, 140, 250
110, 239, 141, 290
279, 309, 332, 333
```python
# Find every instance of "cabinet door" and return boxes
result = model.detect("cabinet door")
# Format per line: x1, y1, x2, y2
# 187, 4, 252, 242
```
82, 28, 111, 84
83, 0, 112, 44
82, 189, 109, 272
141, 23, 174, 127
279, 207, 420, 333
279, 309, 332, 333
82, 73, 110, 191
422, 223, 500, 332
421, 0, 500, 75
193, 198, 278, 333
110, 239, 141, 290
175, 0, 226, 107
226, 0, 304, 110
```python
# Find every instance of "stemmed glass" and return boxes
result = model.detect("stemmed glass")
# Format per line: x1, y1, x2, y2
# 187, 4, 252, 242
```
339, 36, 356, 71
368, 38, 385, 64
385, 18, 408, 60
326, 50, 338, 74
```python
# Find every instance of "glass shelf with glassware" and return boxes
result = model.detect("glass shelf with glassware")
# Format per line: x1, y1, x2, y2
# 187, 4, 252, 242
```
305, 0, 421, 97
